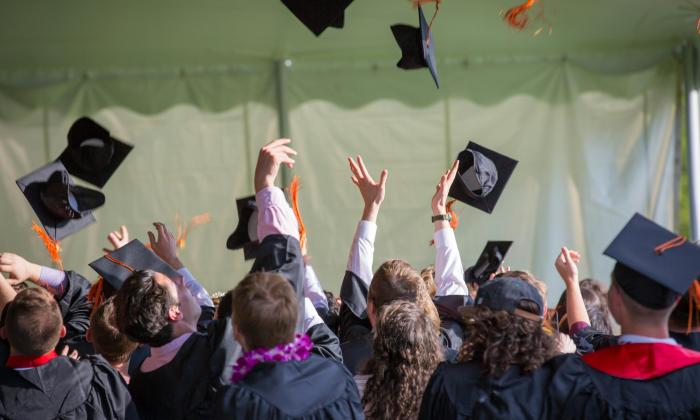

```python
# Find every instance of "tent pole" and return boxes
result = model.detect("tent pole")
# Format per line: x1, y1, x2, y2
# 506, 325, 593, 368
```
684, 44, 700, 241
275, 59, 292, 188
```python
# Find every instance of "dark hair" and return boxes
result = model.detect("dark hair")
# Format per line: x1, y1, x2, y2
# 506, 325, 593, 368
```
555, 278, 613, 335
232, 272, 297, 349
90, 297, 138, 364
369, 260, 440, 329
420, 265, 437, 299
361, 301, 443, 420
459, 302, 559, 378
215, 290, 234, 320
113, 270, 175, 347
6, 288, 62, 356
669, 281, 700, 329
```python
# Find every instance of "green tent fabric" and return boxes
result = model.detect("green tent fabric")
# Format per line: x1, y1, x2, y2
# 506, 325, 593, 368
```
0, 0, 695, 303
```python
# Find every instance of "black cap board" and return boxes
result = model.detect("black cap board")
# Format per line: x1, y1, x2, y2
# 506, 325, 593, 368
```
226, 196, 260, 260
464, 241, 513, 286
473, 277, 544, 321
58, 117, 134, 188
280, 0, 353, 36
448, 141, 518, 214
89, 239, 180, 290
604, 213, 700, 309
16, 161, 104, 241
390, 6, 439, 88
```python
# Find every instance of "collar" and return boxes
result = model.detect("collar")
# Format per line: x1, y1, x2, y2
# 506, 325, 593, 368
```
618, 334, 678, 346
149, 332, 193, 358
6, 350, 59, 369
582, 342, 700, 380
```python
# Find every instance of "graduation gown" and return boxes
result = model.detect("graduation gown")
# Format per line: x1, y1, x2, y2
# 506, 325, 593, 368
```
548, 343, 700, 419
418, 359, 560, 420
211, 354, 363, 420
0, 354, 138, 420
670, 331, 700, 351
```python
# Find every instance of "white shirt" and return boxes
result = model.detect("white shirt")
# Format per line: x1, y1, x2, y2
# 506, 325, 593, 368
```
346, 220, 377, 289
433, 227, 469, 296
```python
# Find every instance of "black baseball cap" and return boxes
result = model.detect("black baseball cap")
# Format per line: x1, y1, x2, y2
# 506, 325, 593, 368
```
16, 161, 104, 241
464, 241, 513, 286
280, 0, 353, 36
58, 117, 134, 188
89, 239, 180, 290
390, 6, 439, 88
226, 195, 260, 260
605, 213, 700, 309
449, 141, 518, 214
474, 277, 544, 322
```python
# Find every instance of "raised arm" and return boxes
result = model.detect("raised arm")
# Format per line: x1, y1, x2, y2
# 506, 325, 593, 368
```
431, 161, 468, 296
554, 247, 590, 331
0, 271, 17, 317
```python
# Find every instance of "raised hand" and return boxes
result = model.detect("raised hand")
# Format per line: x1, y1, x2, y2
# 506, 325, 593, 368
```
554, 247, 581, 286
348, 156, 388, 223
148, 223, 184, 270
254, 139, 297, 193
103, 225, 130, 253
431, 160, 459, 215
0, 252, 41, 285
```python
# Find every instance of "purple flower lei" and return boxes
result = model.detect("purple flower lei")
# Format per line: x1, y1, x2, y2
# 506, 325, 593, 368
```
231, 333, 313, 383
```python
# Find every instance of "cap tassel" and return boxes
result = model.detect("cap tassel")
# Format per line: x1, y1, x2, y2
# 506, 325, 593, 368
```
176, 212, 212, 250
688, 280, 700, 334
654, 235, 687, 255
31, 221, 63, 270
88, 278, 105, 312
104, 254, 136, 272
289, 176, 307, 251
504, 0, 538, 30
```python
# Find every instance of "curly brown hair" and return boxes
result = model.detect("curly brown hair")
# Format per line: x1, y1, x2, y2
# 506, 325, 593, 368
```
361, 300, 443, 420
458, 303, 559, 378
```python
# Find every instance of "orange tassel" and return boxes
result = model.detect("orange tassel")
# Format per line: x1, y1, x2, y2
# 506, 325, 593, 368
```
31, 221, 63, 270
176, 212, 212, 250
688, 279, 700, 333
504, 0, 538, 30
446, 199, 459, 230
88, 278, 105, 313
289, 176, 307, 251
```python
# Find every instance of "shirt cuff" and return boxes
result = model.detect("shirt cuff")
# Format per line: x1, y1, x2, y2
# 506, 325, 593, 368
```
569, 321, 590, 337
255, 186, 299, 241
303, 298, 324, 331
356, 220, 377, 243
178, 267, 214, 308
433, 227, 457, 248
39, 266, 67, 293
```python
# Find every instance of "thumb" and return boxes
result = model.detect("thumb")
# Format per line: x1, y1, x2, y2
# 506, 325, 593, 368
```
562, 247, 573, 265
148, 231, 157, 248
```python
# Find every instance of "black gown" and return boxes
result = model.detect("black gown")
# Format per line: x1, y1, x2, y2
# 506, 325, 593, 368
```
670, 331, 700, 351
0, 354, 139, 419
210, 354, 363, 419
418, 359, 561, 420
547, 343, 700, 419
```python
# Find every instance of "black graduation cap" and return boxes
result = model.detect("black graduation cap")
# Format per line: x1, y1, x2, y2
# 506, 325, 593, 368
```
464, 241, 513, 286
280, 0, 353, 36
89, 239, 180, 290
474, 277, 544, 321
604, 213, 700, 309
58, 117, 134, 188
226, 196, 260, 260
16, 161, 104, 241
448, 141, 518, 214
390, 6, 439, 88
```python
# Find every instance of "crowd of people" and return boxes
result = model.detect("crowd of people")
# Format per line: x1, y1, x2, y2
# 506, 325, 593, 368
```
1, 138, 700, 419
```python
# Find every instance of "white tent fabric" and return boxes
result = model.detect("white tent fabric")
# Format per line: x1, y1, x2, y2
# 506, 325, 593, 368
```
0, 55, 678, 304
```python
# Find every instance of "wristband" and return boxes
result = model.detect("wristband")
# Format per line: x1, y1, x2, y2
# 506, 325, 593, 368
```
431, 214, 452, 223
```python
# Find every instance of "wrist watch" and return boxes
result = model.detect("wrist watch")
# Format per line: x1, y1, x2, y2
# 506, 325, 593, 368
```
431, 214, 452, 223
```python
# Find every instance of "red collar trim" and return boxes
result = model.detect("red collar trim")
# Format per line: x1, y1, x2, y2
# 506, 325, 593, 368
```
582, 343, 700, 380
6, 350, 59, 369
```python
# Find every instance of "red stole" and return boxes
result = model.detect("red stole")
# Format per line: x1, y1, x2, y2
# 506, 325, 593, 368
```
6, 350, 59, 369
582, 343, 700, 380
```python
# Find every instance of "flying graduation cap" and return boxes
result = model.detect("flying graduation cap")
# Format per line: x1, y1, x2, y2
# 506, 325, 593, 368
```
448, 142, 518, 214
16, 161, 104, 241
464, 241, 513, 286
89, 239, 180, 290
391, 6, 440, 88
226, 195, 261, 260
281, 0, 354, 36
58, 117, 134, 188
604, 213, 700, 309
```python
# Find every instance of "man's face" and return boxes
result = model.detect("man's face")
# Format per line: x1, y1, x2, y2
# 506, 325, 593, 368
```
153, 272, 201, 328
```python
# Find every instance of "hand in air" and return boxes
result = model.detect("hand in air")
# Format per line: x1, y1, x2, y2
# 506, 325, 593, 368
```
0, 253, 41, 285
554, 247, 581, 287
103, 225, 129, 253
348, 156, 388, 223
148, 223, 184, 270
254, 139, 297, 193
431, 160, 459, 215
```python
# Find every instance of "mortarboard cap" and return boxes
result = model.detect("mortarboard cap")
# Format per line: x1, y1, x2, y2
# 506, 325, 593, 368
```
226, 196, 260, 260
604, 213, 700, 309
16, 161, 104, 241
464, 241, 513, 286
58, 117, 134, 188
281, 0, 353, 36
89, 239, 180, 290
473, 277, 544, 321
390, 6, 439, 88
448, 141, 518, 214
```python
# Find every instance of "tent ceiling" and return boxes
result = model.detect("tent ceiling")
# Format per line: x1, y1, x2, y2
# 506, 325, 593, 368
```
0, 0, 697, 72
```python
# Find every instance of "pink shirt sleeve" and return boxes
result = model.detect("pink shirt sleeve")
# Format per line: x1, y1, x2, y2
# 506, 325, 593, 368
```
255, 186, 300, 241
